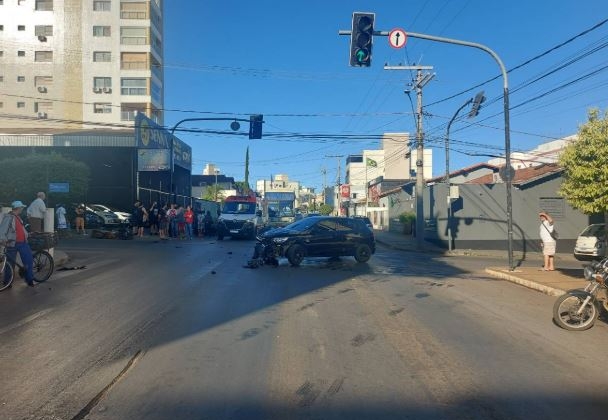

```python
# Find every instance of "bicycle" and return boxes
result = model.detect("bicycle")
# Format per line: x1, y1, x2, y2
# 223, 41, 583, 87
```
1, 233, 56, 291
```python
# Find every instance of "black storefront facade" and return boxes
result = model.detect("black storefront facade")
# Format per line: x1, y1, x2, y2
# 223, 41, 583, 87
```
0, 114, 193, 211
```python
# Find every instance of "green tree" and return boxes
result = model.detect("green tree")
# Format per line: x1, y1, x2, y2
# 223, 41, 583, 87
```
318, 203, 333, 215
559, 108, 608, 220
0, 153, 90, 206
202, 185, 224, 202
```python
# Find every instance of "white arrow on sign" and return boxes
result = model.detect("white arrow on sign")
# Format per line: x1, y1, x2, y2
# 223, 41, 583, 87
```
388, 28, 407, 49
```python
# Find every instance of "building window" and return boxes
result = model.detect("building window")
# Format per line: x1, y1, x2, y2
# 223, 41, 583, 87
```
120, 52, 147, 69
94, 103, 112, 114
17, 102, 25, 108
120, 27, 148, 45
151, 81, 161, 103
0, 76, 3, 82
35, 51, 53, 62
35, 101, 53, 113
0, 51, 3, 57
0, 25, 4, 31
93, 51, 111, 62
35, 25, 53, 37
35, 0, 53, 11
120, 2, 147, 19
18, 25, 25, 31
34, 75, 53, 90
121, 104, 145, 121
121, 78, 147, 95
93, 77, 112, 89
17, 76, 25, 82
0, 102, 3, 109
18, 50, 25, 57
151, 35, 162, 51
93, 0, 111, 11
93, 26, 111, 37
18, 0, 25, 5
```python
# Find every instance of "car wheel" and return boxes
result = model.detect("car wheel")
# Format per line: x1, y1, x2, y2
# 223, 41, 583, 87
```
354, 244, 372, 263
287, 244, 305, 267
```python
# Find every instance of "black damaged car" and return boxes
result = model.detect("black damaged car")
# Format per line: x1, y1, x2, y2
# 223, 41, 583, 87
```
253, 216, 375, 267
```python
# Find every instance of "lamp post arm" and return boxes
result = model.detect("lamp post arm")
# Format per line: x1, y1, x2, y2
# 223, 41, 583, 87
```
445, 98, 473, 183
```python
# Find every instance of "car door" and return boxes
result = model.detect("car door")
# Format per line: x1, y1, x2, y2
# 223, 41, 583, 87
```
334, 218, 358, 255
305, 219, 338, 256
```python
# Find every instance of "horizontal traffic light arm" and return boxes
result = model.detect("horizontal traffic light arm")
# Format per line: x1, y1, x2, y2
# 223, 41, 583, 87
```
170, 117, 259, 135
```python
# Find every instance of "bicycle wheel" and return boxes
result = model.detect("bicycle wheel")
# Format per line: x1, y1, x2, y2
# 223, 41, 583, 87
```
0, 257, 14, 291
32, 250, 54, 283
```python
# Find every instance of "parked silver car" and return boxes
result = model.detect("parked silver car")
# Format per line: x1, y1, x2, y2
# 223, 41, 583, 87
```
574, 223, 606, 261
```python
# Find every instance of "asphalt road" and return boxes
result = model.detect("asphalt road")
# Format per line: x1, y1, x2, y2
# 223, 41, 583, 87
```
1, 236, 608, 420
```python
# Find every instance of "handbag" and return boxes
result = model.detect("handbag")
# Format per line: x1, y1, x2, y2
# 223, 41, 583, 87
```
543, 222, 558, 240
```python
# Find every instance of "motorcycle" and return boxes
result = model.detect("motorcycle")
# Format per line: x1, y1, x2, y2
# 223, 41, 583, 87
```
553, 258, 608, 331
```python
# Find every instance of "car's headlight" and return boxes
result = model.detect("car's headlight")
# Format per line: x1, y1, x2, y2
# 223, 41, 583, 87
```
272, 237, 289, 244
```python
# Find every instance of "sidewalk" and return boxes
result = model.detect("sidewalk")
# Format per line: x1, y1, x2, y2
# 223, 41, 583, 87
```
373, 229, 587, 296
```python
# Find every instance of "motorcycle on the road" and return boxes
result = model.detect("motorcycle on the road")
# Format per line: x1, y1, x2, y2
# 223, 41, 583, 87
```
553, 258, 608, 331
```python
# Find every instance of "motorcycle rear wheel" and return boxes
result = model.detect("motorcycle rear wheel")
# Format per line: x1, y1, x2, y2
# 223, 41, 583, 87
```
553, 293, 598, 331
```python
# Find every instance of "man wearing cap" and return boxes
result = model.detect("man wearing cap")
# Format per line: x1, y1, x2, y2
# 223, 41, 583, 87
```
0, 201, 35, 287
27, 192, 47, 233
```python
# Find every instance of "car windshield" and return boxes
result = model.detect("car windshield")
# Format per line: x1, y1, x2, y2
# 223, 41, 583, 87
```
222, 202, 256, 214
581, 224, 606, 237
284, 217, 322, 232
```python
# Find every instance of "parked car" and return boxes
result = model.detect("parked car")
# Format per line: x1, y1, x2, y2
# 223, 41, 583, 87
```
574, 223, 606, 261
254, 216, 375, 266
90, 204, 132, 225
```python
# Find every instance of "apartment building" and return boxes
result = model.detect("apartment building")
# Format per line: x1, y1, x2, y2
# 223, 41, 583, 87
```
0, 0, 163, 130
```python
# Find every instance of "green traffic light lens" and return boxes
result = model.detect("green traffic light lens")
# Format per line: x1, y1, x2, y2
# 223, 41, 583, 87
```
355, 48, 369, 63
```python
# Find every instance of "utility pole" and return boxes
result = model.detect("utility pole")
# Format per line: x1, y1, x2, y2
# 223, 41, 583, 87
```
388, 65, 434, 249
326, 155, 344, 215
321, 167, 327, 204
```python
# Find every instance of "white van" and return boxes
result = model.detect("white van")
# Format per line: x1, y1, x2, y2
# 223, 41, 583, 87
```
574, 224, 606, 261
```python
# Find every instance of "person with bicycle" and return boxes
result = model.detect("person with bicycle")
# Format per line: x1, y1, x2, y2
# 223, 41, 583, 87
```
0, 201, 35, 287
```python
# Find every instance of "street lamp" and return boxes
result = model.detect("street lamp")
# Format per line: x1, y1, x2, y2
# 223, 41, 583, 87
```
445, 92, 484, 252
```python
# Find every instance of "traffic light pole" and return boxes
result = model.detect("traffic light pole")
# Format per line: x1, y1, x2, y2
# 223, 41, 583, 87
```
402, 31, 513, 270
340, 27, 514, 270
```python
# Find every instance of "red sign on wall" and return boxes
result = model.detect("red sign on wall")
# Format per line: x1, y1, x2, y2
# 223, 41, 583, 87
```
340, 184, 350, 198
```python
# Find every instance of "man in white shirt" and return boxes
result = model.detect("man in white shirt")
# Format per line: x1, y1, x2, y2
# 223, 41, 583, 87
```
27, 192, 47, 233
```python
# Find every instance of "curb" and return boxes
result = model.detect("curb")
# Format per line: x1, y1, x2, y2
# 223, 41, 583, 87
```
485, 268, 565, 297
375, 239, 444, 254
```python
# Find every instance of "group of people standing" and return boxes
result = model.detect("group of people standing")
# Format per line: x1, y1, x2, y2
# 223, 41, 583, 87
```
131, 201, 213, 240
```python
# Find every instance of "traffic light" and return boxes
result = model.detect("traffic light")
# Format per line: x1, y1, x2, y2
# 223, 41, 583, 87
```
468, 91, 486, 118
249, 114, 263, 139
350, 12, 375, 67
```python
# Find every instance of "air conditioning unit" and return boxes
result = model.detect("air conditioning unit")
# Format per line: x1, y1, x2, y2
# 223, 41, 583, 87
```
37, 112, 48, 119
38, 35, 47, 42
103, 87, 112, 93
37, 86, 47, 93
93, 87, 102, 93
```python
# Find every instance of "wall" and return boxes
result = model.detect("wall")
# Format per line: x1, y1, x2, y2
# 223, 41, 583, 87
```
386, 174, 597, 255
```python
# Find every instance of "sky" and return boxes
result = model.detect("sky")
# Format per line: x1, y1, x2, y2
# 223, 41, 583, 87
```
162, 1, 608, 192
